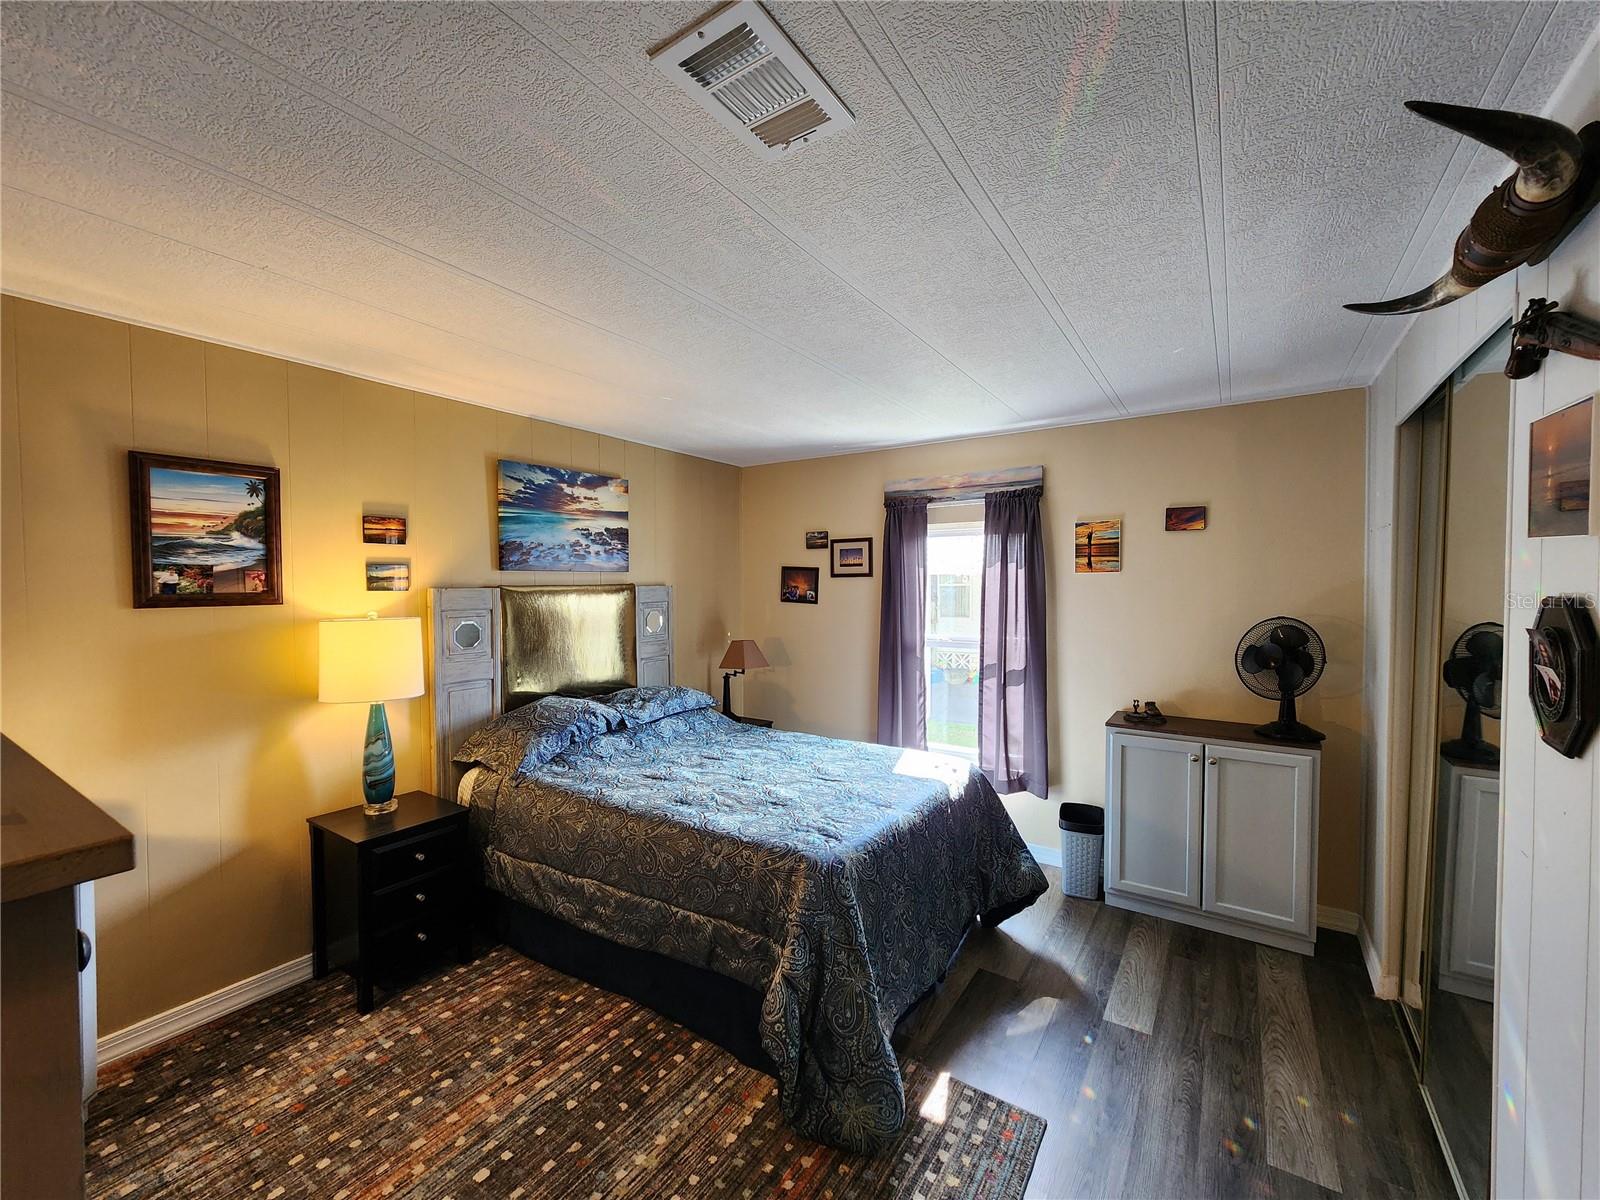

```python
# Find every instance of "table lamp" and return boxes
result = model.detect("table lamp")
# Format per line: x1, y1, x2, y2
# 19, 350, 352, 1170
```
717, 638, 769, 720
319, 614, 424, 816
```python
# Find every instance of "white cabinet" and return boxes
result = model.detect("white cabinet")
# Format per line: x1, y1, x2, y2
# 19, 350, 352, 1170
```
1105, 732, 1203, 909
1435, 758, 1499, 1001
1104, 717, 1320, 954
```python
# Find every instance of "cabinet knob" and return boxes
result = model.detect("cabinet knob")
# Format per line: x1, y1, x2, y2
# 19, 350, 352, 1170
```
1207, 757, 1218, 765
415, 931, 428, 943
414, 851, 426, 863
415, 892, 427, 904
1189, 754, 1200, 762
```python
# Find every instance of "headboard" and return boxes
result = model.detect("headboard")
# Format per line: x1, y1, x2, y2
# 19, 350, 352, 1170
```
427, 584, 672, 799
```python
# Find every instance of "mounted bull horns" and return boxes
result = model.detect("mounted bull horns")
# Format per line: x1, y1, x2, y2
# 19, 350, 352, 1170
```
1345, 102, 1600, 316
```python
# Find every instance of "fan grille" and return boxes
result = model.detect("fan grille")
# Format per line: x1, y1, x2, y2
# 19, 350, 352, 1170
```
1235, 616, 1327, 700
1446, 621, 1504, 718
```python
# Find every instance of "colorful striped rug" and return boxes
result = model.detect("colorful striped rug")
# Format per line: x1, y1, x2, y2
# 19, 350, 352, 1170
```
87, 946, 1044, 1199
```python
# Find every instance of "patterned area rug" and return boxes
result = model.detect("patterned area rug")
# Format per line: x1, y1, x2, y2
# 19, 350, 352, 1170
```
87, 946, 1044, 1199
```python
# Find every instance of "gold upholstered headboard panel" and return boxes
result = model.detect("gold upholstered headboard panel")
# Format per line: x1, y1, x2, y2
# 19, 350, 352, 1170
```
500, 585, 635, 708
426, 584, 673, 798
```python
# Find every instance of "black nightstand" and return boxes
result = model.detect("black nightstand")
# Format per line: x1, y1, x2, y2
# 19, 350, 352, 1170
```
308, 792, 473, 1013
728, 713, 773, 728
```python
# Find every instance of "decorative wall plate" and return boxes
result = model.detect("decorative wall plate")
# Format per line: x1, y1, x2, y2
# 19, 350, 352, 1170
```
1527, 595, 1599, 759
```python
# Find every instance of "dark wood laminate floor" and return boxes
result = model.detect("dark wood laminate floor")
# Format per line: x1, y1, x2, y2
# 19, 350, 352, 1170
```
893, 870, 1455, 1200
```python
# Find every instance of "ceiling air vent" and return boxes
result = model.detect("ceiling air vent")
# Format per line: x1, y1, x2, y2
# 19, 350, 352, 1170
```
649, 1, 854, 161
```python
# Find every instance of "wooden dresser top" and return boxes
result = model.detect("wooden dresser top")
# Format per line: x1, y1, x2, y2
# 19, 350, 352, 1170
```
1104, 710, 1324, 752
1, 736, 135, 903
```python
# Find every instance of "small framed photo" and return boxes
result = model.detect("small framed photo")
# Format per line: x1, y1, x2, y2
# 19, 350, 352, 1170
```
366, 561, 410, 592
363, 514, 407, 545
129, 451, 282, 607
829, 536, 873, 577
805, 530, 829, 549
1074, 517, 1122, 573
1528, 395, 1595, 537
780, 565, 819, 604
1165, 505, 1207, 532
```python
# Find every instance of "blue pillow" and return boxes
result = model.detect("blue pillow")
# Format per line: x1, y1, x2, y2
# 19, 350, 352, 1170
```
602, 686, 715, 729
454, 694, 621, 778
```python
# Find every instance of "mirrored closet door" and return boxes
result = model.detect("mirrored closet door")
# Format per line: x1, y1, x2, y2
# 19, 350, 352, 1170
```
1394, 327, 1510, 1200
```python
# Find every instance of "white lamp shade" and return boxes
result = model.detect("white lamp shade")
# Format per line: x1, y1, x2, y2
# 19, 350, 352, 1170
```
318, 616, 424, 703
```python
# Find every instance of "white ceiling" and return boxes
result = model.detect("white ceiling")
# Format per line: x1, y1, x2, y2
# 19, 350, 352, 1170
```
2, 2, 1596, 466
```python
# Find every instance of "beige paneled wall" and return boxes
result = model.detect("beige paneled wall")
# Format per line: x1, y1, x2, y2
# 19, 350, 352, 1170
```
738, 389, 1368, 912
0, 296, 741, 1034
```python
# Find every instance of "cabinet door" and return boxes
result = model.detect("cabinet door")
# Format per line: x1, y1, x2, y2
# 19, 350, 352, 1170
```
1105, 732, 1204, 908
1444, 772, 1499, 984
1202, 743, 1316, 936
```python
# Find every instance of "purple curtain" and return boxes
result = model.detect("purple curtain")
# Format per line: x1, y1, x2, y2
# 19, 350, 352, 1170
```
876, 496, 929, 749
979, 486, 1047, 795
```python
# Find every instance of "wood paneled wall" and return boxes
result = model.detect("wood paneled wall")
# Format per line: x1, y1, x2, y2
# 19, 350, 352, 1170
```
0, 296, 742, 1035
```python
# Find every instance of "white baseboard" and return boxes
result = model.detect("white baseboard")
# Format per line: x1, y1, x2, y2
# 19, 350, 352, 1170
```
1027, 841, 1063, 869
1316, 905, 1360, 934
97, 954, 312, 1068
1358, 916, 1398, 999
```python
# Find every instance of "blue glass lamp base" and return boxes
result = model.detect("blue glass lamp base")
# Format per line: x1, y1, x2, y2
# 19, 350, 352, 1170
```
362, 701, 398, 816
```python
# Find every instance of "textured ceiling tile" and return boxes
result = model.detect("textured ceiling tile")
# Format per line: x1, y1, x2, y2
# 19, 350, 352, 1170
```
2, 0, 1595, 462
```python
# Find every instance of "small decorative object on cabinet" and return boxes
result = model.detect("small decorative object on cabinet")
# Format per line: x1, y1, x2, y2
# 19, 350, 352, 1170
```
717, 638, 769, 719
805, 530, 828, 549
128, 451, 283, 607
1435, 755, 1500, 1001
319, 615, 425, 815
1124, 700, 1167, 726
1103, 711, 1320, 954
308, 793, 472, 1014
1234, 616, 1328, 742
1526, 395, 1594, 537
1441, 622, 1503, 766
829, 536, 873, 577
1527, 595, 1599, 759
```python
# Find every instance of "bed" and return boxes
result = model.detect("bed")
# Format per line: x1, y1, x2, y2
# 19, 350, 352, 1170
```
427, 585, 1047, 1153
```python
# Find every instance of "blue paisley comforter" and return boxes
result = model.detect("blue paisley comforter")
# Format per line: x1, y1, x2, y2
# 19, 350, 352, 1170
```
465, 707, 1047, 1152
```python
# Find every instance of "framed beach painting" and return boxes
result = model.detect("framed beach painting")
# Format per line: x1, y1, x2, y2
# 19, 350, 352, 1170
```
366, 561, 410, 592
1528, 395, 1595, 537
362, 514, 407, 545
1165, 504, 1207, 532
129, 451, 282, 607
497, 460, 629, 571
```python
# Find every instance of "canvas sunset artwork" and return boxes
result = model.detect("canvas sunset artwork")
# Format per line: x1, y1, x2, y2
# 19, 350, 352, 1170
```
131, 452, 281, 606
1075, 517, 1122, 572
497, 460, 630, 571
1165, 505, 1207, 532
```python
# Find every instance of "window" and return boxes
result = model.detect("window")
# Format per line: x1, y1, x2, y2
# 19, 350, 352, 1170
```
925, 519, 983, 758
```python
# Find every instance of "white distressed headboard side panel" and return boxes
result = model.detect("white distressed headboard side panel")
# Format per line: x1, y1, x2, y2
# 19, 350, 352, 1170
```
428, 587, 502, 801
635, 584, 673, 688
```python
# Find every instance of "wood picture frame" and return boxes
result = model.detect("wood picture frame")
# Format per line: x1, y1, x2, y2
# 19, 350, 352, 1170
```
829, 536, 873, 577
129, 451, 283, 608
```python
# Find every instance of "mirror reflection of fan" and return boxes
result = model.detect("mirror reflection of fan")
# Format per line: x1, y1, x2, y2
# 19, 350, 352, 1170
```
1441, 622, 1503, 765
1235, 617, 1328, 742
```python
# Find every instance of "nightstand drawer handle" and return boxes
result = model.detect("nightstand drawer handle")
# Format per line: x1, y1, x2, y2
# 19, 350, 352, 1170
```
415, 892, 427, 904
413, 851, 427, 863
415, 931, 428, 943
